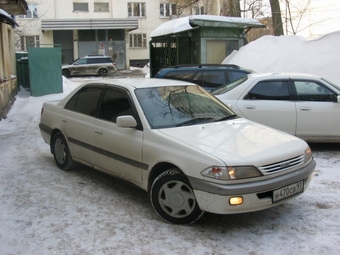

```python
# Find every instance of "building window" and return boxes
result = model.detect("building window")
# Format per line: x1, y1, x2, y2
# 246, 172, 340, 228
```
18, 3, 38, 18
159, 3, 176, 17
128, 2, 146, 17
194, 6, 205, 15
94, 2, 109, 12
129, 34, 147, 48
73, 3, 89, 12
20, 36, 40, 51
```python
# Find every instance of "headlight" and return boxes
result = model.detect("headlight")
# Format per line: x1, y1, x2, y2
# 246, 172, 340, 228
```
304, 146, 313, 163
201, 166, 262, 180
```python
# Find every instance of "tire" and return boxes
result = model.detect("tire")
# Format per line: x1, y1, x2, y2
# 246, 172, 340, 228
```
98, 68, 108, 76
52, 132, 74, 171
62, 69, 71, 78
150, 169, 204, 224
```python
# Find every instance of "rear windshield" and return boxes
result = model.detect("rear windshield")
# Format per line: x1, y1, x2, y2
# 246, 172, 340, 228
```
212, 76, 248, 95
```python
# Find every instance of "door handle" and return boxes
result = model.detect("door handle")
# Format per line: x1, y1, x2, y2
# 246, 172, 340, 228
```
299, 107, 311, 111
62, 119, 67, 123
244, 105, 256, 110
94, 130, 103, 135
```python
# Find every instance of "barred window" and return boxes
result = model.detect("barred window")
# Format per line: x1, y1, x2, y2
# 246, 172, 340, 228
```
128, 2, 146, 17
20, 36, 40, 51
129, 34, 147, 48
159, 3, 176, 17
94, 3, 109, 12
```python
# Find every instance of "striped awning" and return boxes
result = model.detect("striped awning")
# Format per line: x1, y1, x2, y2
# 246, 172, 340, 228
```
41, 18, 138, 31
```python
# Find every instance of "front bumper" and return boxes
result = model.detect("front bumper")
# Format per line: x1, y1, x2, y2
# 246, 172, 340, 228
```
188, 159, 315, 214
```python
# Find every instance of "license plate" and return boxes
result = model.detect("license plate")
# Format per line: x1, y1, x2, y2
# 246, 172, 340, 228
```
273, 181, 304, 202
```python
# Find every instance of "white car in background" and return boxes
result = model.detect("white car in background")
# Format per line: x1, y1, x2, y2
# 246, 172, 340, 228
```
39, 78, 315, 224
214, 73, 340, 143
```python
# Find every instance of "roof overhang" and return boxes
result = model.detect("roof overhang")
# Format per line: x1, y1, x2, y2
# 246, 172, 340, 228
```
150, 15, 265, 38
41, 18, 138, 31
0, 8, 18, 27
0, 0, 28, 15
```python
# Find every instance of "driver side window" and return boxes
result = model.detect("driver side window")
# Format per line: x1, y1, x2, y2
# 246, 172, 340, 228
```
293, 81, 337, 102
97, 89, 133, 123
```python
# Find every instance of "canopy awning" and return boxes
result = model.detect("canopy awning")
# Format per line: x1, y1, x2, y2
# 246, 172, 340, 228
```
0, 8, 18, 27
150, 15, 265, 38
41, 18, 138, 31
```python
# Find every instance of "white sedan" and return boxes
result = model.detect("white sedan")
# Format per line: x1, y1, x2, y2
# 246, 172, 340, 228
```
214, 73, 340, 142
39, 78, 315, 224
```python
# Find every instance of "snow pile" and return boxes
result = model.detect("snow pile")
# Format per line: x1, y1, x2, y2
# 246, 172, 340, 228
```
223, 31, 340, 85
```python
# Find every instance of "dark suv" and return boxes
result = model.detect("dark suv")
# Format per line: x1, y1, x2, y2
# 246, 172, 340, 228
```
154, 64, 252, 92
62, 55, 117, 78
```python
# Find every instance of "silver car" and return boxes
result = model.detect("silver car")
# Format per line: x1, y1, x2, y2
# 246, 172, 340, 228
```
62, 55, 117, 78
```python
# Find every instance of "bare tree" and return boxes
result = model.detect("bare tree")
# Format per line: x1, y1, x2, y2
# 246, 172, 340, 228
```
269, 0, 284, 35
220, 0, 241, 17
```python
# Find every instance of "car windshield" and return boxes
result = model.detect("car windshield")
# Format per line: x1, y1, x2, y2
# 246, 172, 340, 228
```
135, 85, 236, 128
322, 78, 340, 91
212, 76, 248, 95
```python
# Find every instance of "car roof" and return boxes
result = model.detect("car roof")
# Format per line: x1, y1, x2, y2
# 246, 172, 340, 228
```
83, 55, 111, 58
246, 72, 323, 80
81, 78, 196, 89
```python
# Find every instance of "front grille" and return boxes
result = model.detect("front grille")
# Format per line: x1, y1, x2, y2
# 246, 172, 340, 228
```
258, 155, 304, 175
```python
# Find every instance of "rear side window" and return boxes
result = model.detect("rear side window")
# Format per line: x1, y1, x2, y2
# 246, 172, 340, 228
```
65, 87, 102, 116
228, 71, 249, 83
200, 70, 226, 89
164, 70, 195, 82
245, 81, 290, 100
87, 57, 112, 64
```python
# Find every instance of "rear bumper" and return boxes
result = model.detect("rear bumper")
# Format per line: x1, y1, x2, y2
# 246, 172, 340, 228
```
189, 159, 315, 214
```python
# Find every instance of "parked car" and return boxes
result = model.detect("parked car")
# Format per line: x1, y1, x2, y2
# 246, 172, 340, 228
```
62, 55, 117, 78
39, 78, 315, 224
154, 64, 252, 92
214, 73, 340, 142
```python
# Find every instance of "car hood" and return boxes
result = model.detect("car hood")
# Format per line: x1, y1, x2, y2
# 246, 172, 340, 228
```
159, 118, 306, 166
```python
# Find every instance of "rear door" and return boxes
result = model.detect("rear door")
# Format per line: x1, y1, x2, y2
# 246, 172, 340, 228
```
236, 79, 297, 134
64, 86, 103, 164
293, 80, 340, 138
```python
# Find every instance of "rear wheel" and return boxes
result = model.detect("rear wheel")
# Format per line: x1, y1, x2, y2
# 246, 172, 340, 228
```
98, 68, 108, 76
52, 132, 74, 171
62, 69, 71, 78
150, 169, 204, 224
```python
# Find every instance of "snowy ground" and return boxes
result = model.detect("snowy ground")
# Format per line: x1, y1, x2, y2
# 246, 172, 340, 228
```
1, 32, 340, 254
0, 76, 339, 255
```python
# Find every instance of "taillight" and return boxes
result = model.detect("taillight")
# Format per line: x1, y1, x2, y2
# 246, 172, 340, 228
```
41, 108, 44, 116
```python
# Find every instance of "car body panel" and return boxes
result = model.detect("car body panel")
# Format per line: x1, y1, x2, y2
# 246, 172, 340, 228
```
62, 55, 117, 77
154, 64, 251, 92
39, 78, 315, 216
215, 73, 340, 142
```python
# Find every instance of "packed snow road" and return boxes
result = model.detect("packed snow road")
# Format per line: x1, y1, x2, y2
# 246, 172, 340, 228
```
0, 79, 339, 255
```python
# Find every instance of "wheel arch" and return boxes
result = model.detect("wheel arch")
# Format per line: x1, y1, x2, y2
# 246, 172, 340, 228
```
147, 162, 184, 193
50, 129, 67, 154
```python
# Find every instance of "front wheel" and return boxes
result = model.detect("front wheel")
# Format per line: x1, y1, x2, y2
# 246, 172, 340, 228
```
98, 68, 108, 76
150, 169, 204, 224
51, 132, 74, 171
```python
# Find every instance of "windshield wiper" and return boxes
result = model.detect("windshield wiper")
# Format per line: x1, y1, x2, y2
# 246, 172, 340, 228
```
176, 117, 215, 127
215, 114, 239, 122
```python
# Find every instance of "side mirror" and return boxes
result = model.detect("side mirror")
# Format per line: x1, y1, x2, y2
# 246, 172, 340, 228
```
337, 95, 340, 103
116, 115, 137, 128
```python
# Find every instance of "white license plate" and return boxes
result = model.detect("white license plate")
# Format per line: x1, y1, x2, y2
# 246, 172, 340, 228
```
273, 181, 304, 202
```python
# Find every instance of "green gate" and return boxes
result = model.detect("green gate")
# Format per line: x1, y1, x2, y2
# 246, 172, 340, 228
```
28, 45, 63, 97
